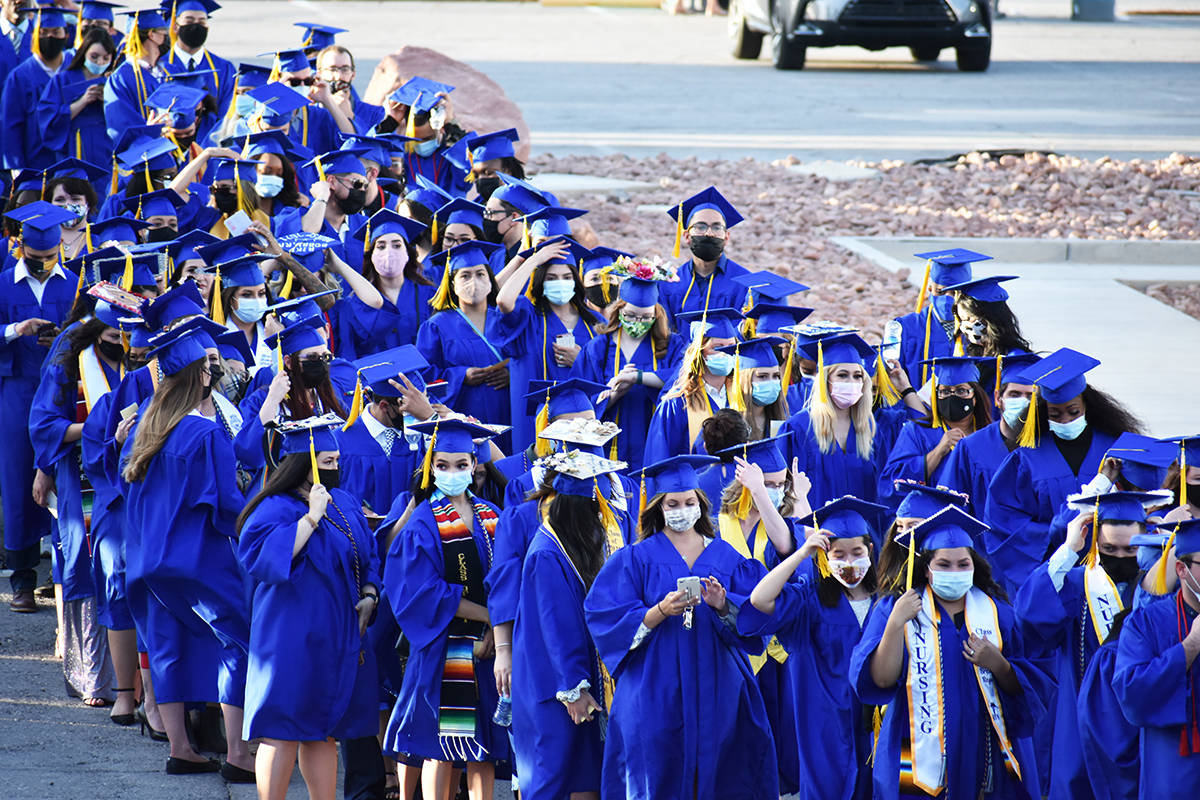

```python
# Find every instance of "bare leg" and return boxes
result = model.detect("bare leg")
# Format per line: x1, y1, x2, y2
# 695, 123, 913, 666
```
297, 739, 339, 800
140, 662, 164, 730
159, 701, 207, 761
399, 761, 422, 799
220, 703, 255, 771
421, 759, 454, 800
108, 629, 138, 719
466, 762, 494, 800
256, 738, 299, 800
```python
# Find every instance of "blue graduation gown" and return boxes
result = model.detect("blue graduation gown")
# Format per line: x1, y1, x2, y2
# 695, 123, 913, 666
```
984, 430, 1117, 595
943, 422, 1014, 517
738, 574, 875, 800
416, 307, 515, 434
850, 594, 1046, 800
644, 390, 721, 466
400, 147, 462, 194
0, 267, 76, 553
697, 461, 736, 518
345, 280, 434, 358
572, 331, 685, 471
120, 413, 249, 705
0, 56, 58, 169
35, 67, 112, 166
878, 420, 953, 510
583, 534, 778, 800
658, 254, 751, 331
891, 295, 958, 388
160, 48, 235, 143
1015, 560, 1136, 799
239, 491, 381, 741
511, 526, 605, 797
783, 409, 887, 517
1078, 640, 1139, 800
381, 493, 509, 762
103, 60, 162, 141
286, 103, 343, 164
80, 390, 133, 630
336, 414, 423, 516
1113, 593, 1200, 797
0, 25, 33, 91
497, 297, 599, 452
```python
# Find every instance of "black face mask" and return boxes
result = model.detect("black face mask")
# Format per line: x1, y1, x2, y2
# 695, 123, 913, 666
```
145, 226, 177, 243
96, 339, 125, 363
176, 23, 209, 49
337, 187, 367, 215
38, 36, 66, 60
211, 187, 238, 215
126, 356, 149, 371
585, 285, 609, 308
1099, 552, 1140, 584
481, 218, 503, 244
1188, 482, 1200, 501
206, 362, 225, 387
317, 468, 340, 489
937, 396, 975, 423
300, 359, 329, 388
474, 176, 502, 202
689, 235, 725, 262
25, 257, 53, 276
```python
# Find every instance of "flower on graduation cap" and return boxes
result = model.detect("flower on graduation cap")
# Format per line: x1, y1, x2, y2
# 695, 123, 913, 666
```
610, 255, 678, 283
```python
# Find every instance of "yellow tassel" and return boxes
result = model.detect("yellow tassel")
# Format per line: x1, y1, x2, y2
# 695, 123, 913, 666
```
533, 393, 553, 458
672, 202, 683, 259
993, 354, 1003, 401
873, 351, 901, 407
521, 218, 531, 251
74, 16, 82, 50
638, 477, 647, 522
268, 56, 281, 84
84, 222, 93, 253
430, 266, 454, 311
280, 269, 294, 299
430, 216, 438, 247
921, 306, 933, 385
404, 105, 417, 153
814, 546, 832, 579
309, 430, 321, 486
419, 422, 439, 489
121, 252, 135, 291
210, 269, 224, 325
236, 175, 255, 218
595, 479, 619, 536
110, 156, 120, 196
314, 156, 326, 184
31, 10, 41, 61
342, 374, 365, 431
168, 0, 179, 54
71, 264, 85, 306
363, 222, 372, 265
524, 273, 536, 303
729, 349, 746, 413
914, 258, 932, 313
275, 345, 285, 376
125, 21, 142, 61
1083, 505, 1101, 569
929, 369, 942, 429
1016, 387, 1040, 448
905, 528, 917, 590
1181, 443, 1189, 509
735, 486, 753, 518
816, 342, 828, 405
780, 337, 796, 396
743, 317, 757, 339
1151, 530, 1177, 595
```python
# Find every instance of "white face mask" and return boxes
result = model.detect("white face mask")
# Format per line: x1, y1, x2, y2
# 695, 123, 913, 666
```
1182, 565, 1200, 602
829, 556, 871, 588
1049, 415, 1088, 441
663, 505, 702, 532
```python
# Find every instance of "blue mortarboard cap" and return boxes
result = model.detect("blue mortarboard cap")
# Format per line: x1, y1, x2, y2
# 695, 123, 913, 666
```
921, 356, 985, 386
618, 277, 659, 308
127, 319, 154, 348
167, 0, 221, 14
204, 255, 267, 288
233, 130, 302, 160
995, 352, 1041, 387
1158, 435, 1200, 470
340, 134, 401, 166
1018, 347, 1100, 404
196, 233, 260, 266
271, 49, 311, 74
910, 505, 989, 552
6, 202, 76, 250
160, 314, 226, 343
207, 157, 260, 185
31, 4, 66, 27
716, 336, 787, 369
943, 275, 1019, 303
165, 229, 220, 264
88, 216, 150, 245
216, 329, 254, 366
92, 300, 137, 330
46, 158, 109, 183
1161, 518, 1200, 558
801, 331, 875, 367
552, 470, 612, 498
352, 209, 426, 245
114, 129, 176, 170
582, 246, 634, 274
913, 248, 993, 287
295, 21, 347, 49
265, 289, 336, 322
1104, 433, 1177, 490
636, 455, 720, 498
162, 66, 218, 91
1067, 490, 1174, 523
146, 326, 211, 375
409, 418, 496, 455
120, 8, 169, 29
516, 235, 591, 267
667, 186, 744, 228
799, 495, 889, 539
405, 173, 454, 212
98, 252, 160, 286
80, 2, 124, 22
523, 378, 606, 418
526, 205, 588, 240
140, 281, 204, 330
124, 188, 186, 220
744, 303, 814, 335
466, 128, 519, 163
894, 481, 969, 520
716, 436, 788, 473
277, 413, 344, 457
677, 307, 744, 341
433, 198, 485, 231
64, 246, 128, 284
353, 345, 430, 398
13, 169, 42, 192
247, 82, 309, 125
491, 173, 551, 215
431, 240, 503, 273
389, 76, 454, 113
266, 320, 326, 356
306, 148, 367, 177
734, 270, 809, 303
235, 63, 272, 91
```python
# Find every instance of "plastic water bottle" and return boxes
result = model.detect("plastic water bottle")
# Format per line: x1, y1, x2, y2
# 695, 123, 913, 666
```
493, 695, 512, 727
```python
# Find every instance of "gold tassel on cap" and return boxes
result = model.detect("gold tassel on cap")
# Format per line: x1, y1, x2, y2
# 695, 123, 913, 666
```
314, 156, 327, 184
342, 372, 365, 431
729, 346, 746, 413
873, 350, 901, 407
1151, 529, 1176, 595
533, 388, 553, 458
209, 267, 225, 324
121, 252, 135, 291
929, 367, 943, 430
672, 202, 684, 258
1181, 442, 1189, 509
280, 269, 294, 299
31, 10, 42, 60
780, 337, 797, 396
816, 341, 829, 405
904, 527, 917, 590
595, 478, 619, 538
309, 430, 322, 486
914, 258, 932, 313
1016, 387, 1040, 448
430, 265, 454, 311
993, 354, 1004, 401
430, 216, 439, 247
419, 421, 440, 489
404, 101, 418, 153
1083, 505, 1101, 569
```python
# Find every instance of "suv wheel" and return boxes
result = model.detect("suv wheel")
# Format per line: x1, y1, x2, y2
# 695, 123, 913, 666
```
955, 39, 991, 71
729, 0, 764, 59
770, 4, 806, 70
910, 46, 941, 62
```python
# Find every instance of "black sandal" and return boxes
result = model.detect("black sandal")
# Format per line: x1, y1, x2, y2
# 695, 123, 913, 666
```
110, 688, 136, 726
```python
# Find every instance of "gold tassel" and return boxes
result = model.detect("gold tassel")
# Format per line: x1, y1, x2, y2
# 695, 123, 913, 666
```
1182, 442, 1189, 509
814, 546, 831, 579
929, 368, 942, 429
209, 268, 224, 325
729, 347, 746, 413
168, 0, 179, 55
125, 20, 142, 61
430, 216, 438, 247
110, 155, 120, 196
533, 389, 553, 458
904, 527, 917, 590
419, 422, 440, 489
873, 351, 901, 406
309, 430, 321, 486
71, 263, 85, 306
521, 218, 531, 251
314, 156, 326, 184
993, 354, 1003, 401
121, 251, 135, 290
600, 266, 613, 304
1083, 505, 1101, 569
914, 258, 932, 313
1016, 387, 1040, 448
1151, 529, 1177, 595
638, 477, 647, 523
404, 104, 417, 153
672, 202, 683, 258
31, 10, 41, 61
780, 337, 796, 396
268, 55, 281, 84
280, 269, 294, 299
342, 373, 365, 431
735, 486, 753, 518
73, 15, 82, 50
816, 341, 828, 405
921, 306, 933, 385
362, 222, 372, 265
430, 265, 454, 311
275, 345, 285, 377
595, 479, 619, 536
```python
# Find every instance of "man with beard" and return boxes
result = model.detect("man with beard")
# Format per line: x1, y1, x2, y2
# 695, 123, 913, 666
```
0, 4, 70, 169
159, 0, 235, 144
314, 44, 385, 135
303, 148, 373, 270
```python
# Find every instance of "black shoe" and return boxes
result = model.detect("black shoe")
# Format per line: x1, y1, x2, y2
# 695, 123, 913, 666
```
165, 756, 220, 775
110, 688, 136, 726
220, 761, 256, 783
34, 580, 54, 599
9, 588, 36, 613
137, 704, 169, 742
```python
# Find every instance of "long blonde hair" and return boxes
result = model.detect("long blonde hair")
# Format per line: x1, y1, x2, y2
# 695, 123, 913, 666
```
664, 336, 733, 412
718, 472, 797, 518
809, 364, 876, 460
735, 365, 789, 439
122, 359, 207, 483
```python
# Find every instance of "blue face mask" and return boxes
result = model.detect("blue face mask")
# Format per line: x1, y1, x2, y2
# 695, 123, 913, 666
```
434, 468, 473, 498
764, 486, 783, 509
929, 568, 974, 601
232, 297, 267, 324
1049, 414, 1088, 441
234, 94, 257, 117
255, 174, 284, 198
751, 379, 782, 406
705, 352, 734, 376
84, 59, 109, 76
542, 278, 575, 306
1001, 396, 1029, 428
413, 138, 439, 158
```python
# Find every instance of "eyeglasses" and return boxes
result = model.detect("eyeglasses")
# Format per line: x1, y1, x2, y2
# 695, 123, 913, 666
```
335, 176, 368, 191
481, 208, 510, 221
443, 235, 474, 247
300, 353, 334, 364
935, 386, 975, 399
286, 76, 315, 87
620, 314, 655, 324
688, 223, 726, 236
320, 65, 353, 76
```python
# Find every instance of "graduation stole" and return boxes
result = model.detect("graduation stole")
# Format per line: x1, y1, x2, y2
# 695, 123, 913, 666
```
1082, 563, 1123, 646
432, 490, 498, 762
77, 345, 112, 414
718, 513, 788, 673
543, 521, 620, 712
902, 587, 1021, 795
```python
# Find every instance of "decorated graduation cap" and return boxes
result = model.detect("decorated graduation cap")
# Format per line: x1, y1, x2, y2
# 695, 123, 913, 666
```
526, 205, 588, 241
666, 186, 743, 259
895, 481, 969, 520
677, 307, 744, 342
582, 245, 633, 275
124, 188, 186, 220
247, 82, 309, 126
46, 157, 109, 183
145, 325, 212, 375
265, 318, 325, 356
277, 412, 343, 458
341, 345, 430, 429
491, 173, 552, 215
215, 329, 254, 365
276, 231, 335, 278
140, 280, 204, 330
92, 299, 140, 330
943, 275, 1019, 303
429, 240, 502, 311
618, 276, 661, 308
389, 76, 454, 113
295, 21, 347, 49
549, 455, 624, 497
145, 82, 207, 128
523, 377, 605, 455
1100, 432, 1176, 492
89, 251, 160, 288
6, 202, 77, 250
351, 208, 427, 249
466, 128, 519, 163
1014, 347, 1101, 448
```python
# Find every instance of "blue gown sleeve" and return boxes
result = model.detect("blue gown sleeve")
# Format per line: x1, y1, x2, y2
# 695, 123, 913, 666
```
849, 594, 903, 706
983, 451, 1048, 590
28, 362, 75, 472
35, 71, 73, 157
1113, 604, 1190, 727
196, 425, 247, 531
1013, 561, 1081, 649
485, 502, 527, 627
238, 496, 302, 585
103, 64, 153, 141
383, 505, 462, 650
81, 392, 117, 492
1077, 642, 1140, 800
416, 314, 467, 410
583, 545, 651, 677
878, 422, 937, 506
523, 546, 594, 699
0, 67, 27, 169
233, 387, 270, 468
735, 573, 814, 652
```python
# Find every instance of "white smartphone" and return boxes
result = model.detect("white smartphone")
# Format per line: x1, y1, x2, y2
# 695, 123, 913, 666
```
555, 333, 576, 349
676, 576, 703, 604
224, 209, 253, 237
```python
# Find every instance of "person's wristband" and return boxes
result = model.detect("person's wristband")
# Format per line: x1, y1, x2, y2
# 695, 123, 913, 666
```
302, 513, 320, 529
313, 197, 327, 205
656, 601, 667, 618
495, 643, 512, 649
900, 387, 916, 398
636, 368, 643, 384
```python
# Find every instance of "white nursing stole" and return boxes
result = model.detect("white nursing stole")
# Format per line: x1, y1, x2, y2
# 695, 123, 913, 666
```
905, 586, 1022, 795
1083, 564, 1123, 644
77, 346, 112, 413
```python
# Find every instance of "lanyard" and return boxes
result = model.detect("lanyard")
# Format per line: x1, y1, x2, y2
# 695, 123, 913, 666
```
456, 308, 503, 362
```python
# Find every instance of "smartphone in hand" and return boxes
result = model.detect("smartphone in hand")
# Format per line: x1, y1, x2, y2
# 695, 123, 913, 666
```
676, 576, 702, 605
